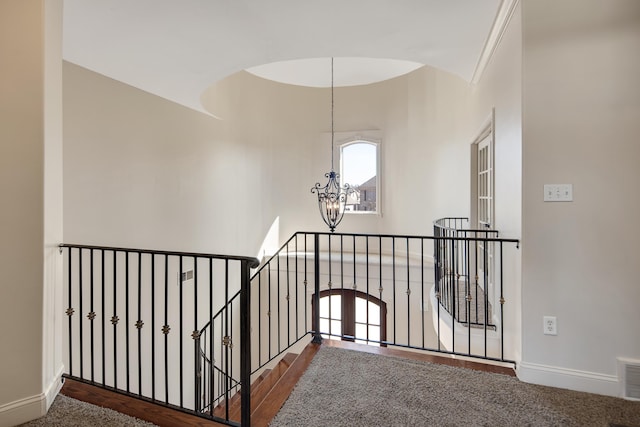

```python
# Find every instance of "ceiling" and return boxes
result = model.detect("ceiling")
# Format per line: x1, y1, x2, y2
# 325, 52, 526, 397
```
62, 0, 506, 115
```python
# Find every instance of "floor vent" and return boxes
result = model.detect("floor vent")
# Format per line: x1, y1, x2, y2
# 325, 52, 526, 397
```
618, 358, 640, 400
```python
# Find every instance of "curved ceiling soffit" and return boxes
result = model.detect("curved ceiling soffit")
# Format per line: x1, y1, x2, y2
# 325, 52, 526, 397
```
200, 57, 428, 119
63, 1, 508, 116
198, 0, 522, 119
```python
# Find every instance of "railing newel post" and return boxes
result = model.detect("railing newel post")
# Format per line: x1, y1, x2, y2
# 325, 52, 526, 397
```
239, 259, 252, 427
312, 233, 322, 344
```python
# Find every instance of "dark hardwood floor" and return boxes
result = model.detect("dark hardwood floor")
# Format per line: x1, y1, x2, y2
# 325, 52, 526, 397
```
60, 379, 228, 427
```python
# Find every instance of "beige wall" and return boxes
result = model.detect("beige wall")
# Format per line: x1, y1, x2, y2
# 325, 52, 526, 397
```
520, 0, 640, 394
65, 63, 480, 251
0, 1, 63, 425
64, 27, 525, 370
63, 64, 267, 256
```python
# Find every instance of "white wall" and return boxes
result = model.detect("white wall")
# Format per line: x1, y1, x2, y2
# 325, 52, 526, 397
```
519, 0, 640, 395
0, 1, 63, 426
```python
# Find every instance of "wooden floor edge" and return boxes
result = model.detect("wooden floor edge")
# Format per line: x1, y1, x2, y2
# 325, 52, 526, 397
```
250, 342, 321, 427
324, 339, 516, 376
60, 378, 228, 427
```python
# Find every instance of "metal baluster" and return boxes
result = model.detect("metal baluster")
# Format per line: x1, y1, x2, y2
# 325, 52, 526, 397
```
79, 249, 84, 379
483, 237, 489, 358
125, 251, 130, 392
163, 254, 169, 404
258, 265, 262, 367
209, 257, 214, 415
112, 250, 117, 388
406, 238, 410, 347
312, 233, 321, 344
268, 262, 272, 359
179, 255, 183, 406
224, 259, 229, 422
295, 234, 299, 341
240, 259, 252, 427
328, 234, 332, 338
392, 237, 396, 344
90, 249, 95, 382
101, 249, 105, 384
421, 238, 425, 349
194, 257, 199, 412
277, 250, 281, 352
138, 252, 143, 396
366, 236, 370, 343
286, 242, 290, 347
151, 254, 155, 400
304, 233, 308, 334
499, 242, 505, 361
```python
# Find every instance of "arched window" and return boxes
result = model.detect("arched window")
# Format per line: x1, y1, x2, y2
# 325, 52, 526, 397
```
340, 140, 379, 214
314, 289, 387, 347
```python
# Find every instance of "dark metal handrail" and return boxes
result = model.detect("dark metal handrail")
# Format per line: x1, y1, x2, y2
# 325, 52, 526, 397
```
59, 243, 260, 266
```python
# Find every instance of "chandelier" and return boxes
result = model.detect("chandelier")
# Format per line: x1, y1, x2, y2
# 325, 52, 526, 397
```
311, 58, 353, 232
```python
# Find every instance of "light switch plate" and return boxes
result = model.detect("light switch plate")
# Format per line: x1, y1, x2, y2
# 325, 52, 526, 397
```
544, 184, 573, 202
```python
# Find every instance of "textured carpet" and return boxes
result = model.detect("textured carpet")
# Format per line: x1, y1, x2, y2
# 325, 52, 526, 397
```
270, 346, 640, 427
18, 394, 157, 427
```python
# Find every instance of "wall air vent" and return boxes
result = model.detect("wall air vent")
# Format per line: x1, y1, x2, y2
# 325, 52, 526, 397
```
618, 358, 640, 401
181, 270, 194, 282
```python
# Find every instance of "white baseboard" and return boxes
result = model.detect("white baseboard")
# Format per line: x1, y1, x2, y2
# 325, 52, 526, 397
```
44, 365, 65, 411
517, 361, 619, 397
0, 364, 64, 427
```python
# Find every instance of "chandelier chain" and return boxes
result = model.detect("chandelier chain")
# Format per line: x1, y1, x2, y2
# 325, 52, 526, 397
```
331, 57, 335, 171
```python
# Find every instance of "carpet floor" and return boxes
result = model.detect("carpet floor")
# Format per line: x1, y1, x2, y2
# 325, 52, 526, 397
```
270, 345, 640, 427
18, 394, 156, 427
15, 346, 640, 427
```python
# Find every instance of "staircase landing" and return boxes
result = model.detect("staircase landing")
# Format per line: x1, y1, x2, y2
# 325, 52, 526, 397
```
61, 339, 512, 427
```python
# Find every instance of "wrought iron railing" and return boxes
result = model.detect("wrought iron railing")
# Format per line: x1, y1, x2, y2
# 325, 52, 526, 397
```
433, 218, 499, 327
197, 226, 519, 423
63, 224, 519, 427
60, 244, 258, 427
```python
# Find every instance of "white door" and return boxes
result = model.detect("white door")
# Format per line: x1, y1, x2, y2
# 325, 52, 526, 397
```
477, 135, 493, 229
476, 135, 494, 313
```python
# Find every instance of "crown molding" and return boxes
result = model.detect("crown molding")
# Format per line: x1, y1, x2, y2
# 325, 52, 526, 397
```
471, 0, 520, 84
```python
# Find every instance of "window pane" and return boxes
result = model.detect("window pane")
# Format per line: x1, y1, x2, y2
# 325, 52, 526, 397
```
341, 142, 377, 213
320, 295, 342, 320
368, 325, 380, 342
355, 297, 367, 323
368, 301, 380, 325
355, 323, 367, 341
330, 295, 342, 320
319, 297, 329, 318
320, 318, 329, 337
331, 320, 342, 337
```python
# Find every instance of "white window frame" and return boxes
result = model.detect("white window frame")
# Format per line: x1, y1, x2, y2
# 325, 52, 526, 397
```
337, 134, 381, 216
